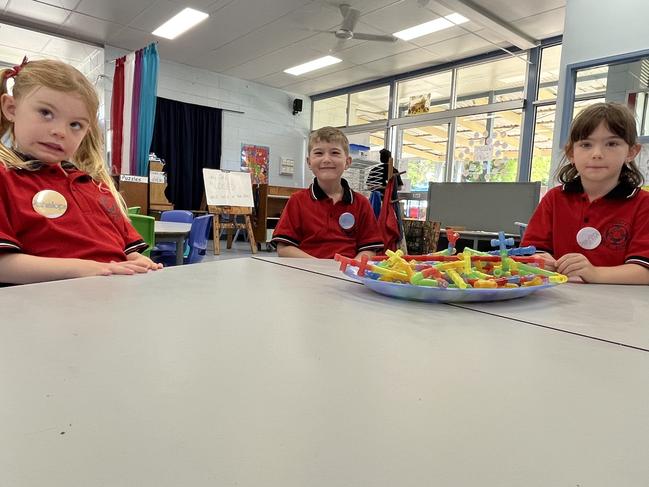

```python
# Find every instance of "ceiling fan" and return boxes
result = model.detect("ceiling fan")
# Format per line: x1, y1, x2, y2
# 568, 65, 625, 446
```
326, 4, 398, 50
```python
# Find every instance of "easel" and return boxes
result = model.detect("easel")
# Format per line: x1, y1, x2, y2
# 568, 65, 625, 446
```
208, 205, 257, 255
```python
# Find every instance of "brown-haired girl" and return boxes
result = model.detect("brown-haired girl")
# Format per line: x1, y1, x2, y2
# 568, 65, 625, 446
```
522, 102, 649, 284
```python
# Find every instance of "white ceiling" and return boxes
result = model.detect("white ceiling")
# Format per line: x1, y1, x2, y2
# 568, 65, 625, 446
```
0, 0, 565, 96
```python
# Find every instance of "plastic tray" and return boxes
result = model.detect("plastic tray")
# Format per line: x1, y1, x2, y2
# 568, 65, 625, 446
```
343, 267, 559, 303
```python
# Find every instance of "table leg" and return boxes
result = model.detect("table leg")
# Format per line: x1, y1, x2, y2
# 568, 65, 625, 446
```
175, 236, 184, 265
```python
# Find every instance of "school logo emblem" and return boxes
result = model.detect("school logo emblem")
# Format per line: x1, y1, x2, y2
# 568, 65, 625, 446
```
604, 222, 629, 250
99, 194, 120, 222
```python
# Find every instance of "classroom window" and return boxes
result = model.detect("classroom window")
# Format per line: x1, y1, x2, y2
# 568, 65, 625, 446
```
312, 95, 347, 129
455, 57, 526, 108
348, 86, 389, 125
538, 45, 561, 101
396, 71, 452, 117
530, 104, 556, 187
453, 110, 522, 182
575, 65, 608, 97
396, 123, 450, 191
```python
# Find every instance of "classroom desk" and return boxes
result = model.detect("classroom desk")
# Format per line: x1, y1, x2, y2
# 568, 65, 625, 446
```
2, 259, 649, 486
253, 256, 649, 351
154, 221, 192, 265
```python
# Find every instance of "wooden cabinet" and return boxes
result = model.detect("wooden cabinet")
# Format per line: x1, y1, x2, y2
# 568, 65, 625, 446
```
149, 160, 173, 212
253, 184, 302, 245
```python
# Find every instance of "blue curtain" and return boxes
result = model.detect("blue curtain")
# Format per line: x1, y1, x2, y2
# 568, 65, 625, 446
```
136, 43, 159, 176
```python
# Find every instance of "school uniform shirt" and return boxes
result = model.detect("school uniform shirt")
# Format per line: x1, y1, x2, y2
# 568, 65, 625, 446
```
521, 178, 649, 268
271, 178, 384, 258
0, 160, 147, 262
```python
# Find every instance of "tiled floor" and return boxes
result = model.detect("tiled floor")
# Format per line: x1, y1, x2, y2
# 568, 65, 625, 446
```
201, 239, 276, 262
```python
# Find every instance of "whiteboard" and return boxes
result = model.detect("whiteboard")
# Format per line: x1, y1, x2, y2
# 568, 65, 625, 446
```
202, 169, 254, 207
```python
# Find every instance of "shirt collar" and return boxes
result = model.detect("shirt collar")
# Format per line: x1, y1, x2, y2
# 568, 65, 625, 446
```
310, 177, 353, 204
14, 150, 76, 171
562, 177, 638, 199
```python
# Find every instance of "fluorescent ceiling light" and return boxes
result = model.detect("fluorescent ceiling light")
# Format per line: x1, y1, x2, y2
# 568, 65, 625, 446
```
152, 8, 209, 40
393, 13, 469, 41
284, 56, 342, 76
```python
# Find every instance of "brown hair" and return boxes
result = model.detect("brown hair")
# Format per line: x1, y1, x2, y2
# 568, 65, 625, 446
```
558, 102, 644, 187
308, 126, 350, 155
0, 58, 127, 214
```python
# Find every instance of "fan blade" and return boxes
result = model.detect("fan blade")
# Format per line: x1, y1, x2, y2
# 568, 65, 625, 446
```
339, 4, 360, 32
352, 32, 398, 42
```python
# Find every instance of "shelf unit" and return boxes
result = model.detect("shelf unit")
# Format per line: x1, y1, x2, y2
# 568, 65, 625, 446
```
343, 158, 380, 195
253, 184, 302, 245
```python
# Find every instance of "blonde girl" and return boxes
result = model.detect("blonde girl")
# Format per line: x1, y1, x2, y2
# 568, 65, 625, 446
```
0, 57, 161, 284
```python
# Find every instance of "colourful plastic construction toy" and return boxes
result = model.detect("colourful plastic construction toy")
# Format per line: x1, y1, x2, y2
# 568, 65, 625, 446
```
334, 230, 568, 303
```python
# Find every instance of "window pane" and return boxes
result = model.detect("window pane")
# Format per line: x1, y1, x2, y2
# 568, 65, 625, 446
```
312, 95, 347, 129
343, 130, 386, 193
575, 65, 608, 96
634, 92, 649, 137
531, 104, 556, 187
453, 110, 522, 182
396, 124, 449, 191
538, 45, 561, 101
349, 86, 389, 125
396, 71, 452, 117
573, 97, 606, 119
456, 57, 526, 108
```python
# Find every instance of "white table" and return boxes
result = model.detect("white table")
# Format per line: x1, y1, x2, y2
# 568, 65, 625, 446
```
253, 256, 649, 351
154, 221, 192, 265
2, 259, 649, 486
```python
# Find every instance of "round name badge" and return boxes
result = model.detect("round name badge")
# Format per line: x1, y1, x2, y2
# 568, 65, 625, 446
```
32, 190, 68, 219
339, 212, 355, 230
576, 226, 601, 250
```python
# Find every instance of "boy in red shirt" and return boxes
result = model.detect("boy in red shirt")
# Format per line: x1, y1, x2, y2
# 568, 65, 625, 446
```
271, 127, 383, 258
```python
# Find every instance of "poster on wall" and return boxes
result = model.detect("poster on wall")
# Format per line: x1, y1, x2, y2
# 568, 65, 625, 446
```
241, 143, 269, 184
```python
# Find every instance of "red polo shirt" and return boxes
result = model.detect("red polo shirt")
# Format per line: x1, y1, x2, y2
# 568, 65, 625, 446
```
0, 161, 147, 262
521, 179, 649, 268
271, 178, 384, 258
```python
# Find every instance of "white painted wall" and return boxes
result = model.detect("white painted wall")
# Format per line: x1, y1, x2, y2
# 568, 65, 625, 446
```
104, 46, 310, 188
550, 0, 649, 180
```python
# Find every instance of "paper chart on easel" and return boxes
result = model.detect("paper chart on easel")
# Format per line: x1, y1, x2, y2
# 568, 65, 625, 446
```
202, 169, 254, 207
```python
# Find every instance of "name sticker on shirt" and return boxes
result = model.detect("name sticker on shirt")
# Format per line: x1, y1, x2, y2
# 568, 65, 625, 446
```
339, 212, 355, 230
32, 190, 68, 219
576, 226, 601, 250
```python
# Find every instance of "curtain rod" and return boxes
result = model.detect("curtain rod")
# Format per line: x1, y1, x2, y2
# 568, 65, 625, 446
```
108, 41, 158, 64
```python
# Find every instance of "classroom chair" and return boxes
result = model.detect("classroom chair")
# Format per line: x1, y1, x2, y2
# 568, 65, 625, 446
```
127, 206, 141, 214
153, 210, 195, 256
514, 221, 528, 239
161, 210, 194, 223
129, 214, 155, 257
153, 214, 212, 266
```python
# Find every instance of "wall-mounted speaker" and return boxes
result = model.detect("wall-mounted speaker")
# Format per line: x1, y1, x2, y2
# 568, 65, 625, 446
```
292, 98, 303, 115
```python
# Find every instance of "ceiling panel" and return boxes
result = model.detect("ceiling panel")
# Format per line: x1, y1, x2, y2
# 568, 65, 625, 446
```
336, 37, 415, 66
61, 13, 122, 41
225, 46, 355, 80
284, 65, 382, 94
469, 0, 566, 22
4, 0, 71, 24
511, 7, 565, 39
361, 47, 446, 74
76, 0, 155, 25
0, 0, 566, 96
361, 1, 455, 33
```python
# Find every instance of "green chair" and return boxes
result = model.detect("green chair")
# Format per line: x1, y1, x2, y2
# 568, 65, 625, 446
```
128, 206, 141, 214
129, 214, 155, 257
